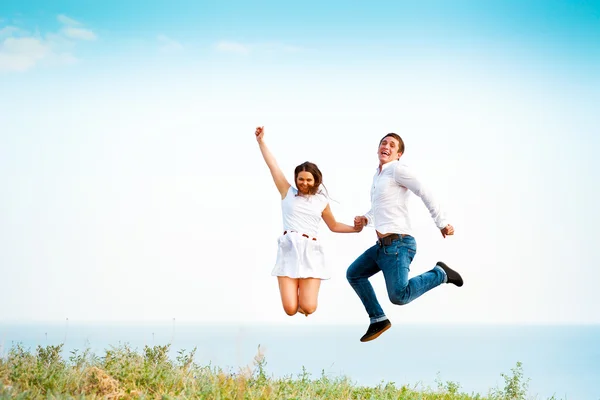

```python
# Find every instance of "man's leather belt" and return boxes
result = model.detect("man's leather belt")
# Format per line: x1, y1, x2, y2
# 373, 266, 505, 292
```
377, 234, 410, 246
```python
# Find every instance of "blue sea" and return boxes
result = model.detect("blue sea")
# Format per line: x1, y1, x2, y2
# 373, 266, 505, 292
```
1, 323, 598, 399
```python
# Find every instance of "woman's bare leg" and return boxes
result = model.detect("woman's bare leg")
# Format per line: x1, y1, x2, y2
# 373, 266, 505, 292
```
277, 277, 300, 316
298, 278, 321, 316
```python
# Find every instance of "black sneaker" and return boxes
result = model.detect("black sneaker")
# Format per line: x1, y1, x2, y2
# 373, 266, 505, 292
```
360, 319, 391, 342
436, 261, 463, 287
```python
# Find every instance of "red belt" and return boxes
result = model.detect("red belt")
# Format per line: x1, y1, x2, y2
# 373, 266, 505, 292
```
283, 230, 317, 241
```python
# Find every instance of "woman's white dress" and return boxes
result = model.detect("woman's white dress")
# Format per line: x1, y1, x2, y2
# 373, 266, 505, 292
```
271, 186, 330, 280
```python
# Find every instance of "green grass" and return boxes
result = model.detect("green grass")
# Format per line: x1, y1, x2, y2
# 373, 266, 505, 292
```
0, 343, 561, 399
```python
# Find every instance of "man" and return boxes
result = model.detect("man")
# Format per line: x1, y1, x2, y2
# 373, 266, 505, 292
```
348, 133, 463, 342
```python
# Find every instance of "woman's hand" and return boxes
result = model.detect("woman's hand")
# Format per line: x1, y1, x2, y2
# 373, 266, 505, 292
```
354, 216, 368, 230
255, 126, 264, 142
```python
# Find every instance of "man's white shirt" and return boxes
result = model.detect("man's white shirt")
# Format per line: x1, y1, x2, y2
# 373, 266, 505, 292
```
364, 160, 448, 236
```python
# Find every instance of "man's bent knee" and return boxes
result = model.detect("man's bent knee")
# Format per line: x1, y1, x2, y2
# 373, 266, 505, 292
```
346, 267, 359, 282
389, 288, 411, 306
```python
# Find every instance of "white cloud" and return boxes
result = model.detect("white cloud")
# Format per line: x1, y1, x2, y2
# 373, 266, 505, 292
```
57, 14, 82, 27
157, 34, 183, 53
0, 26, 21, 38
0, 37, 49, 72
215, 40, 251, 55
62, 27, 97, 41
0, 14, 96, 72
45, 51, 79, 67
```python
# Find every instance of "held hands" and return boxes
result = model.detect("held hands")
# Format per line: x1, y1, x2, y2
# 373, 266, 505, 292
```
354, 216, 368, 232
255, 126, 265, 142
441, 224, 455, 238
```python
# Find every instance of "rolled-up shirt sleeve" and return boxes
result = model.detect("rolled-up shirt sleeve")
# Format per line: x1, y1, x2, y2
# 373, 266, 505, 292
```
393, 164, 448, 230
363, 209, 374, 227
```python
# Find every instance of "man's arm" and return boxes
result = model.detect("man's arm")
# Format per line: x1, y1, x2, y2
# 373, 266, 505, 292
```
393, 163, 454, 237
363, 209, 374, 226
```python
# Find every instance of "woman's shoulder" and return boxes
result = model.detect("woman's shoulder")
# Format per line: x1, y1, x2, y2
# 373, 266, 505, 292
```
283, 186, 297, 200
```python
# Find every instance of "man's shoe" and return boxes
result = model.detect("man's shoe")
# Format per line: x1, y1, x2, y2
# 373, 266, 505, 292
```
436, 261, 463, 287
360, 319, 391, 342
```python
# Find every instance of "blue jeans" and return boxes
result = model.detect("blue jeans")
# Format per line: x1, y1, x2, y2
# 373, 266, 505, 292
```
346, 235, 446, 323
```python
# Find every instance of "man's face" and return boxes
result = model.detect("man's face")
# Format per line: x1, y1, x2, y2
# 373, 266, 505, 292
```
378, 136, 402, 165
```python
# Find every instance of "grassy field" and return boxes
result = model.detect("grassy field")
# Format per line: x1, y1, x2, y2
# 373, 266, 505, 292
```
0, 343, 558, 399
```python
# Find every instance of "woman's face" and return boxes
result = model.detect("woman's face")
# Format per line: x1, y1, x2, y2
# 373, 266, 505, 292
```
296, 171, 315, 195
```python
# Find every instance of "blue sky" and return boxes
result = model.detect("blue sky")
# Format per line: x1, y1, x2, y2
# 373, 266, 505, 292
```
1, 1, 599, 324
2, 1, 599, 71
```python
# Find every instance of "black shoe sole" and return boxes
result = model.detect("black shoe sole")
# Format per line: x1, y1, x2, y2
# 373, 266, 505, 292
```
360, 323, 392, 342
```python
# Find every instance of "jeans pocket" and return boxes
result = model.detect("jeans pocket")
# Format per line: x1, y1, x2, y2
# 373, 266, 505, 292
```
383, 243, 398, 256
407, 248, 416, 262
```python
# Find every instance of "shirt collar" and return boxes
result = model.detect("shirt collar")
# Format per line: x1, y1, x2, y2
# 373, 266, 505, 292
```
377, 159, 398, 173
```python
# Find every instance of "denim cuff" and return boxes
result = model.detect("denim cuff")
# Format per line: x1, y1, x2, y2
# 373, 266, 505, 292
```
370, 315, 388, 324
434, 265, 448, 283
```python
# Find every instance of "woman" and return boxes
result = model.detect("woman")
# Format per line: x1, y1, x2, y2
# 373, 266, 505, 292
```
255, 126, 361, 317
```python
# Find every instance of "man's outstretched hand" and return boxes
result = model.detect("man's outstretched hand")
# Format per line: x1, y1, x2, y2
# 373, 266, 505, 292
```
441, 224, 455, 238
